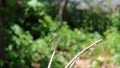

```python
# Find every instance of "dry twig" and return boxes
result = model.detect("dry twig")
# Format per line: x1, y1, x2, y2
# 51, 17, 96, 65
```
47, 38, 60, 68
65, 39, 103, 68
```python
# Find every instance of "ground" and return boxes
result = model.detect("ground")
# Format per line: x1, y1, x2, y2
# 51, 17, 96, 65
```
74, 56, 117, 68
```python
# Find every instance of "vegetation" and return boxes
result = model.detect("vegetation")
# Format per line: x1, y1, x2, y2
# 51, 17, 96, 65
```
1, 0, 120, 68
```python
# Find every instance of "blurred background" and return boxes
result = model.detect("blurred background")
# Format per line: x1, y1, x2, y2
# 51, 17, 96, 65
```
0, 0, 120, 68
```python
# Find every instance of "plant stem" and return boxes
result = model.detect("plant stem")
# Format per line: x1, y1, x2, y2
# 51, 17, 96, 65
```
65, 39, 103, 68
47, 38, 60, 68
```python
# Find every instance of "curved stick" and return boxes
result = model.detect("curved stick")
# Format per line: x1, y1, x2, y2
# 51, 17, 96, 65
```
47, 38, 60, 68
65, 39, 103, 68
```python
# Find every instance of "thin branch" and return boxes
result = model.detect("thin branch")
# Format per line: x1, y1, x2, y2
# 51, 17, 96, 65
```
65, 39, 103, 68
59, 0, 68, 23
69, 60, 75, 68
47, 38, 60, 68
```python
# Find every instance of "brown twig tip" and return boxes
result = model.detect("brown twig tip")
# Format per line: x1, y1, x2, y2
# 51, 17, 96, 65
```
48, 35, 58, 46
65, 39, 103, 68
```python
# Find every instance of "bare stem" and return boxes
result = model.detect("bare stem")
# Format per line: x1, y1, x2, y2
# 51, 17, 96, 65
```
69, 60, 76, 68
47, 38, 60, 68
65, 39, 103, 68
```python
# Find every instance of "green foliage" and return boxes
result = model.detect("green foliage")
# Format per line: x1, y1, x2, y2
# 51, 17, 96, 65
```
110, 10, 120, 30
92, 60, 101, 68
104, 27, 120, 65
64, 9, 110, 35
2, 0, 120, 67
